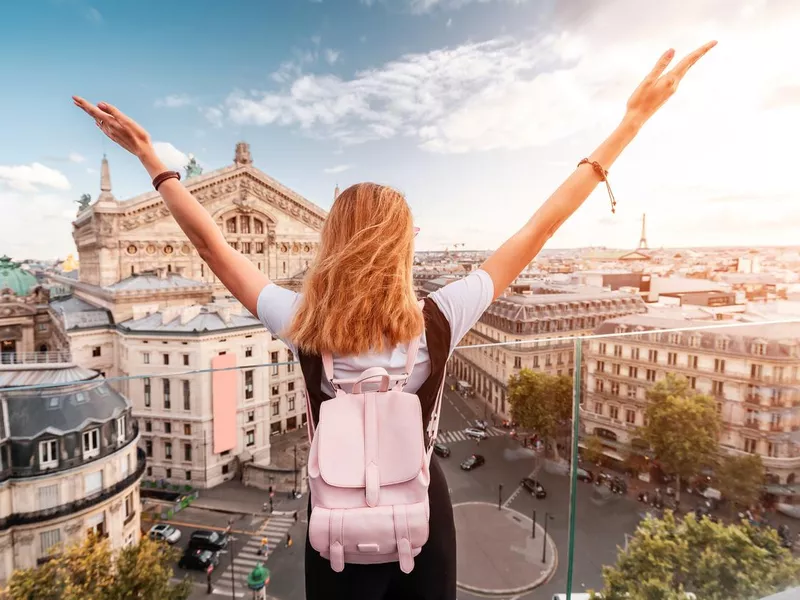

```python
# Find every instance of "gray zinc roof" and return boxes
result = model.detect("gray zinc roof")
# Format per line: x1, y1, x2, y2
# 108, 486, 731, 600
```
105, 272, 210, 292
50, 296, 112, 330
119, 305, 261, 333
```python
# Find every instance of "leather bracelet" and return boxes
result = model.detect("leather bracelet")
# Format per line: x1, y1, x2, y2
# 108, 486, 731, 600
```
153, 170, 181, 191
578, 158, 616, 214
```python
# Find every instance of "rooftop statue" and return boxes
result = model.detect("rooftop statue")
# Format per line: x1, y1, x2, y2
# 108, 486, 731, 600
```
185, 154, 203, 179
75, 193, 92, 211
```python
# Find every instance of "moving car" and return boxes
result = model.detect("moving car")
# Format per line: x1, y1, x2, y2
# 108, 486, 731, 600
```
188, 529, 229, 552
433, 443, 451, 458
465, 427, 488, 440
521, 477, 547, 499
178, 547, 220, 571
147, 523, 181, 544
460, 454, 485, 471
472, 420, 489, 430
577, 467, 594, 483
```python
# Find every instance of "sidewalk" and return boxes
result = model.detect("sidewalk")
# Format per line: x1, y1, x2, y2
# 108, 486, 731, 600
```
454, 501, 556, 595
192, 479, 308, 516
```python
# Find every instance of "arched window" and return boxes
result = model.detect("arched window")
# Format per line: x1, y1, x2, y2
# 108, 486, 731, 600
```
226, 218, 237, 233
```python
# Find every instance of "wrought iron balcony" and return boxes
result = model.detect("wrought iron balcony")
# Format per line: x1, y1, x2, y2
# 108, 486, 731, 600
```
0, 448, 146, 531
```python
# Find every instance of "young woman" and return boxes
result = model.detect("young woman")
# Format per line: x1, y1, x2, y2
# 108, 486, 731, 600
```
74, 41, 715, 600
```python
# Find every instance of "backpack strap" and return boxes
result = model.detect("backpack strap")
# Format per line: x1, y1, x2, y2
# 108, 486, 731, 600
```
425, 373, 447, 458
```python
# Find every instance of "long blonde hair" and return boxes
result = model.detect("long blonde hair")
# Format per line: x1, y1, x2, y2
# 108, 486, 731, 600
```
284, 182, 423, 356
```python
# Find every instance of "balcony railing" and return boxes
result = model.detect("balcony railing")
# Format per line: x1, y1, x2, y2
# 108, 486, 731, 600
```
0, 350, 72, 366
0, 448, 146, 530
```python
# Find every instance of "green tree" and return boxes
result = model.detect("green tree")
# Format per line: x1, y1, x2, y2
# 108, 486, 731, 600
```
591, 511, 800, 600
716, 453, 765, 514
508, 369, 572, 458
583, 434, 605, 465
4, 534, 191, 600
640, 375, 721, 501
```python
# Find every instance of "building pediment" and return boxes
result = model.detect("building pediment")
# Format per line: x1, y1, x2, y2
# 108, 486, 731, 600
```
116, 167, 326, 234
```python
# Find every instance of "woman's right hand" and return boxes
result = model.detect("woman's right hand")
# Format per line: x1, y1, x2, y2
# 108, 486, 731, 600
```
72, 96, 154, 160
624, 41, 717, 129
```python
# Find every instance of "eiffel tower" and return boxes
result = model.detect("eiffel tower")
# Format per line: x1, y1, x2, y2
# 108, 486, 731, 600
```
638, 213, 648, 250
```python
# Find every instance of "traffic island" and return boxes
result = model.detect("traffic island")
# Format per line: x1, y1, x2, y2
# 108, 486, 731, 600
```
454, 501, 557, 596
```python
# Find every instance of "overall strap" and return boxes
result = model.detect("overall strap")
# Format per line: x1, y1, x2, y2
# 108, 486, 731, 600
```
425, 373, 447, 458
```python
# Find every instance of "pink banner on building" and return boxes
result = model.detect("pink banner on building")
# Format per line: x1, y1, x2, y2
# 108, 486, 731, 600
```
211, 353, 237, 454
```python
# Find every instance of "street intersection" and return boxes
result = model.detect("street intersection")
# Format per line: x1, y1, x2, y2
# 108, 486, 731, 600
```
167, 381, 645, 599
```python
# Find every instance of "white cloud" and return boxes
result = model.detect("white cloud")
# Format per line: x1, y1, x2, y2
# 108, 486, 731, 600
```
86, 167, 96, 174
152, 142, 190, 171
155, 94, 193, 108
311, 35, 322, 45
323, 164, 353, 174
0, 163, 71, 193
68, 152, 85, 163
200, 106, 224, 128
408, 0, 529, 14
0, 190, 80, 259
324, 48, 340, 65
446, 17, 452, 27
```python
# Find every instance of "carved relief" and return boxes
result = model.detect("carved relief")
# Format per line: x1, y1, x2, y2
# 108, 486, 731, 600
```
0, 538, 11, 553
64, 521, 84, 535
109, 501, 122, 514
13, 532, 34, 546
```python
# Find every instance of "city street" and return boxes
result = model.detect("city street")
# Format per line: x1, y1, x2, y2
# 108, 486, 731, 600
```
181, 381, 644, 600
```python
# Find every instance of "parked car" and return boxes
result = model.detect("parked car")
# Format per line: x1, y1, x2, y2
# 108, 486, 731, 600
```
188, 530, 229, 551
148, 523, 181, 544
521, 477, 547, 499
465, 427, 488, 440
577, 467, 594, 483
460, 454, 485, 471
178, 547, 220, 571
433, 443, 451, 458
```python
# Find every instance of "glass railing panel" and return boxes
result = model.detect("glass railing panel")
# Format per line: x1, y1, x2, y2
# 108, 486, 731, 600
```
564, 320, 800, 600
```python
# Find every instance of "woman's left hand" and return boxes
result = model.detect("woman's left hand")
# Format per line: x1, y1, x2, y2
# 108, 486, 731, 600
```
72, 96, 153, 159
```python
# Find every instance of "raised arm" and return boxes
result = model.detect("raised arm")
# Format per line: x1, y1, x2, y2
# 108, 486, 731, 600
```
72, 97, 268, 317
480, 42, 716, 300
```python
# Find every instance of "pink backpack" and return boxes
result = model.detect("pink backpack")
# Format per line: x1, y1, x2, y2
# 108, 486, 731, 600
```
304, 332, 445, 574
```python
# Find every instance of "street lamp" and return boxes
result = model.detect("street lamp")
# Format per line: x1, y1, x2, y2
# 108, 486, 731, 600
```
498, 484, 503, 510
293, 445, 298, 497
532, 509, 536, 539
542, 513, 554, 564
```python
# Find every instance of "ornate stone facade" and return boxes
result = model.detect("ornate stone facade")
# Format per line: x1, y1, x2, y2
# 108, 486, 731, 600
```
73, 145, 327, 289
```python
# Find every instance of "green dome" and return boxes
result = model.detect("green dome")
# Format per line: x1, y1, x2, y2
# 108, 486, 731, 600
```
0, 256, 38, 297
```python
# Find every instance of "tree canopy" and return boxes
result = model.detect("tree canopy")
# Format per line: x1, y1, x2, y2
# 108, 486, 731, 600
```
591, 511, 800, 600
3, 534, 192, 600
716, 453, 765, 512
507, 369, 573, 451
640, 375, 722, 500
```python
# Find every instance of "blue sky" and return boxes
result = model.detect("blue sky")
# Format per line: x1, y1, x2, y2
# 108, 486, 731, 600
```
1, 0, 799, 259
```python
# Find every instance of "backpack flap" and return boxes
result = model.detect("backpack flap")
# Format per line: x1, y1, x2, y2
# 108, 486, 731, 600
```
317, 391, 425, 490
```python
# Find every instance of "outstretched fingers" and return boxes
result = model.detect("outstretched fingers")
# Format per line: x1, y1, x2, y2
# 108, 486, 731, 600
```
666, 40, 717, 81
648, 49, 676, 82
72, 96, 106, 122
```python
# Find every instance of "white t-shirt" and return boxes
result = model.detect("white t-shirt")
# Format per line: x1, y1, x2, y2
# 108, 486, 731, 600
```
256, 269, 495, 395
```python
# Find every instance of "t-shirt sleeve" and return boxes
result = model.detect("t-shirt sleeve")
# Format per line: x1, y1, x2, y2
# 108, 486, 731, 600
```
256, 283, 302, 349
428, 269, 495, 356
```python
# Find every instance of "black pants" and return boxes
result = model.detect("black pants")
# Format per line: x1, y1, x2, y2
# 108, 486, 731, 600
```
305, 456, 456, 600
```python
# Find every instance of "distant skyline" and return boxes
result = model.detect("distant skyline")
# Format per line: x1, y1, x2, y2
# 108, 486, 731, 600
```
1, 0, 799, 259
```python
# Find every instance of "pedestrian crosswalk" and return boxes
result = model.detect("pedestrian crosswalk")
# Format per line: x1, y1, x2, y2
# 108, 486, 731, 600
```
435, 427, 505, 445
211, 512, 297, 598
